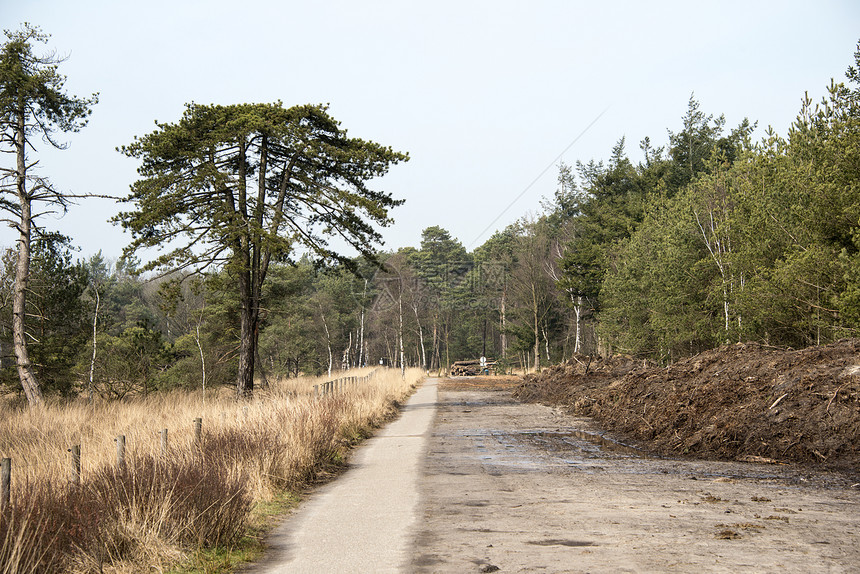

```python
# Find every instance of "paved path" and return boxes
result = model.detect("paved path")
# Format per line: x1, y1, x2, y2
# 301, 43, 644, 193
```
246, 378, 438, 573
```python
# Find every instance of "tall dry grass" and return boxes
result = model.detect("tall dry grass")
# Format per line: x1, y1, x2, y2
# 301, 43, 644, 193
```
0, 367, 423, 573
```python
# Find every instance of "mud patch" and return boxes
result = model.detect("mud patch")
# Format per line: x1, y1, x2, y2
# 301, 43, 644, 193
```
411, 385, 860, 573
527, 539, 597, 547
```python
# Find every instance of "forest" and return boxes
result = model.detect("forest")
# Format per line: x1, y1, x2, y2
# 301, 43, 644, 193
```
2, 25, 859, 402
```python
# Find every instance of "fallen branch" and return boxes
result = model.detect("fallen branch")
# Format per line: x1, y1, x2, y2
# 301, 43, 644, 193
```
826, 385, 844, 413
769, 393, 788, 410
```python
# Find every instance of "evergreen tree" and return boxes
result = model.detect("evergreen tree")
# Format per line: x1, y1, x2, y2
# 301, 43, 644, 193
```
0, 24, 97, 405
117, 102, 407, 397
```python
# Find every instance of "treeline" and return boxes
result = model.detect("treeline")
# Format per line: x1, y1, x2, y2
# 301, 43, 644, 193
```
0, 223, 574, 397
378, 41, 860, 368
2, 26, 859, 400
573, 53, 860, 361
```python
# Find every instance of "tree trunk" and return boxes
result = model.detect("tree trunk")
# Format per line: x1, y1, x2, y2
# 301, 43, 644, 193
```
412, 303, 426, 371
543, 324, 550, 365
195, 319, 206, 405
500, 287, 507, 360
319, 303, 333, 378
88, 287, 100, 403
572, 293, 582, 354
13, 111, 43, 407
532, 283, 540, 372
398, 291, 405, 378
444, 324, 450, 375
236, 138, 256, 397
344, 331, 353, 371
236, 268, 256, 398
358, 279, 367, 367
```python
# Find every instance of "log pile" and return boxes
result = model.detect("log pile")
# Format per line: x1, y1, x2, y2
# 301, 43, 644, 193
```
450, 359, 497, 376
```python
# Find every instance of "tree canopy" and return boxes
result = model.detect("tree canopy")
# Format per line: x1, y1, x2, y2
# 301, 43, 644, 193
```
116, 101, 408, 396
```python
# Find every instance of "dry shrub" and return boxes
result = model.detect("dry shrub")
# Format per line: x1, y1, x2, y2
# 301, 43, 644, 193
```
1, 482, 69, 574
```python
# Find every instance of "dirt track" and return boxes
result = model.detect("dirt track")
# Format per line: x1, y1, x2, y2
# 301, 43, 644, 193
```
411, 379, 860, 573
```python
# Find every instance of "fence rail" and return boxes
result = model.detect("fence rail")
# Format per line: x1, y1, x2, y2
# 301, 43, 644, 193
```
312, 367, 384, 398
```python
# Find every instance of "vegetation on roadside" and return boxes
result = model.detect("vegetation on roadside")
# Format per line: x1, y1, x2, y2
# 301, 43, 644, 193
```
2, 25, 860, 408
0, 368, 423, 573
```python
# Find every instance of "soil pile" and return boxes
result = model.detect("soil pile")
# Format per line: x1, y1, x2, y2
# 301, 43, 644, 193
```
513, 339, 860, 476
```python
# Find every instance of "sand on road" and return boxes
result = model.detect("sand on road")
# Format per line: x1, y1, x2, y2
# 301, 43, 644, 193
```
411, 379, 860, 573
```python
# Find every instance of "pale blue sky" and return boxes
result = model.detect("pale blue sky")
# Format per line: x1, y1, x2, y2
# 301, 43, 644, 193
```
2, 0, 859, 261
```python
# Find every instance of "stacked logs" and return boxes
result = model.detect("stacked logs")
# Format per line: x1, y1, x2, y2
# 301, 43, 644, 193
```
450, 359, 496, 376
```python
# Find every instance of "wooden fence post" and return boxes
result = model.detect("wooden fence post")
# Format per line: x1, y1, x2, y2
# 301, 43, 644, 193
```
69, 445, 81, 486
1, 457, 10, 512
193, 418, 203, 448
115, 435, 126, 468
161, 429, 168, 456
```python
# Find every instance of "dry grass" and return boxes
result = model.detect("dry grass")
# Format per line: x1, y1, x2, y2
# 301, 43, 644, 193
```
0, 367, 423, 573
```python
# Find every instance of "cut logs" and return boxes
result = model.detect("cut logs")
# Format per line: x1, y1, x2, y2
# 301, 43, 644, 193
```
451, 359, 497, 376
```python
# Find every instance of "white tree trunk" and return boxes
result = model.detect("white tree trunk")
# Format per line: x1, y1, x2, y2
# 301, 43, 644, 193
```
88, 288, 100, 403
195, 321, 206, 406
398, 291, 405, 378
572, 294, 582, 354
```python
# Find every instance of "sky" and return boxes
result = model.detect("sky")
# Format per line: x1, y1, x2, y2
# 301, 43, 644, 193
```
2, 0, 859, 262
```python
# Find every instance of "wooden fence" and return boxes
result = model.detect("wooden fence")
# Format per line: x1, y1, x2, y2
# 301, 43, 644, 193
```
0, 368, 387, 513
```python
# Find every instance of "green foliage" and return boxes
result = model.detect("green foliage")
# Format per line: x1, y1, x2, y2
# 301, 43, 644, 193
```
0, 23, 98, 146
0, 236, 89, 396
116, 101, 408, 396
592, 43, 860, 358
88, 326, 171, 398
258, 262, 318, 377
116, 102, 408, 274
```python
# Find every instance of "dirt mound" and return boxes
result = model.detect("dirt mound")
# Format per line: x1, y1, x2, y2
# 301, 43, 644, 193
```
513, 339, 860, 477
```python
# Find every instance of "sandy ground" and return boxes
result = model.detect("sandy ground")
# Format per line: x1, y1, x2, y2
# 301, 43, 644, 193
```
410, 381, 860, 573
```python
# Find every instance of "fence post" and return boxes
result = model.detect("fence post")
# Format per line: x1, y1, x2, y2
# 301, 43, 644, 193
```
115, 435, 126, 468
313, 384, 318, 398
69, 445, 81, 486
1, 457, 10, 512
161, 429, 168, 456
193, 418, 203, 448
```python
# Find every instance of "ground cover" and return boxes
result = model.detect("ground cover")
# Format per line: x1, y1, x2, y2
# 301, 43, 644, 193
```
514, 339, 860, 480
